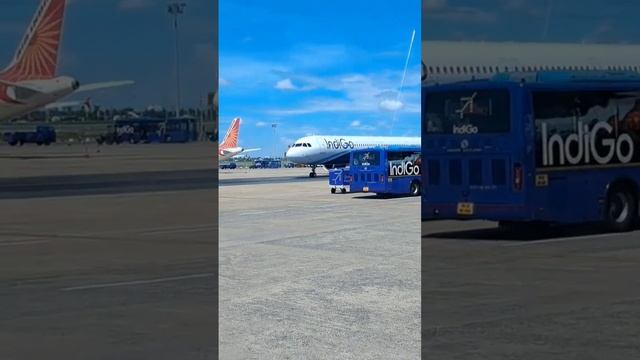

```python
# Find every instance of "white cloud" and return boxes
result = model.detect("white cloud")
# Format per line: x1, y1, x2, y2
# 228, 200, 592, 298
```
221, 45, 421, 117
268, 70, 420, 116
379, 99, 404, 112
275, 78, 297, 90
349, 120, 377, 132
255, 121, 269, 127
220, 56, 288, 89
118, 0, 152, 10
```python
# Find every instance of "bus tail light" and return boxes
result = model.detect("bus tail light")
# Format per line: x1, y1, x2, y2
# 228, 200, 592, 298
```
513, 163, 523, 191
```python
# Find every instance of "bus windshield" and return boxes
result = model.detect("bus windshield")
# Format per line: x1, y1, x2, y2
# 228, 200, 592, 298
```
352, 150, 381, 166
424, 89, 510, 134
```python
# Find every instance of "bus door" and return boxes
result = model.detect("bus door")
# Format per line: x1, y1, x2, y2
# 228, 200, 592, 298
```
423, 87, 528, 217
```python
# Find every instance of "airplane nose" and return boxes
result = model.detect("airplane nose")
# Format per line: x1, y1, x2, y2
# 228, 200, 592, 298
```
285, 147, 299, 160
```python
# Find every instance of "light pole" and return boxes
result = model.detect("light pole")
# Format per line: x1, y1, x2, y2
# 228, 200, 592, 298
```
168, 3, 186, 118
272, 123, 278, 160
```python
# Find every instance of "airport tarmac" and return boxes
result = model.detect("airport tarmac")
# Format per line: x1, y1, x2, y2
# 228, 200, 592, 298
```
219, 176, 421, 359
219, 167, 327, 186
0, 143, 217, 359
422, 220, 640, 359
0, 142, 216, 178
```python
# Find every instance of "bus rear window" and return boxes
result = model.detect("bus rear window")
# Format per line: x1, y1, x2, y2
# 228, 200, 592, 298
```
353, 151, 380, 166
424, 90, 510, 134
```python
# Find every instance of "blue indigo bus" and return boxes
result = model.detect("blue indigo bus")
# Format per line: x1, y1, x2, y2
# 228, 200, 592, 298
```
349, 146, 422, 196
422, 71, 640, 232
97, 117, 200, 144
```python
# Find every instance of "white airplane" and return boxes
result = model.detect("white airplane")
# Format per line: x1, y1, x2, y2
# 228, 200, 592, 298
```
0, 0, 133, 122
422, 41, 640, 84
218, 117, 261, 160
285, 135, 420, 177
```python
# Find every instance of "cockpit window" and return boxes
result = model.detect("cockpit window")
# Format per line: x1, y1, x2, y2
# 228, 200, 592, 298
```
306, 143, 312, 147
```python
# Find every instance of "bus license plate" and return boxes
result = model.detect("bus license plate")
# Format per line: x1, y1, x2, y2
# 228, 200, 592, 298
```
457, 202, 474, 215
363, 186, 369, 192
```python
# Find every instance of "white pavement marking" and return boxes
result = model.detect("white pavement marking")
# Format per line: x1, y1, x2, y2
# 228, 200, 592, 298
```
503, 232, 630, 246
60, 273, 215, 291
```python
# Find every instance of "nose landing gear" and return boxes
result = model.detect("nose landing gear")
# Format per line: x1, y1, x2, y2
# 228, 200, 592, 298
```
309, 165, 317, 178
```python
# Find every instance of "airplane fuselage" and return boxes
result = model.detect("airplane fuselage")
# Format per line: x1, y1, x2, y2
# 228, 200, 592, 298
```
286, 135, 421, 168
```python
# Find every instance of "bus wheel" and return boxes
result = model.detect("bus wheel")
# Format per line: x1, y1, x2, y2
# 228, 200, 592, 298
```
410, 181, 421, 196
331, 188, 336, 194
605, 186, 636, 232
341, 188, 347, 194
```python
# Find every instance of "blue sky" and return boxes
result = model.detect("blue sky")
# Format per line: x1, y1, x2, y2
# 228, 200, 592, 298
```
424, 0, 640, 43
0, 0, 215, 109
219, 0, 421, 157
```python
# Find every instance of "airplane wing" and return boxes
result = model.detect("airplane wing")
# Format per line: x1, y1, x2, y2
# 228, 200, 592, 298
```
76, 80, 134, 93
231, 148, 261, 158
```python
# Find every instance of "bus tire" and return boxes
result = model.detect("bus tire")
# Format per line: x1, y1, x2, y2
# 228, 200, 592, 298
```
605, 185, 637, 232
410, 181, 421, 196
341, 188, 347, 194
331, 188, 336, 194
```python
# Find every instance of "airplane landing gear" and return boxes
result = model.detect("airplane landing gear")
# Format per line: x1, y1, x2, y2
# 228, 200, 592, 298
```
309, 165, 317, 178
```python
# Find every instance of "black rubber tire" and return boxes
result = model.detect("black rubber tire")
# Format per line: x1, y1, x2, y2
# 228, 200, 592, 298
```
331, 188, 336, 194
341, 188, 347, 194
410, 181, 421, 196
309, 172, 316, 178
605, 186, 637, 232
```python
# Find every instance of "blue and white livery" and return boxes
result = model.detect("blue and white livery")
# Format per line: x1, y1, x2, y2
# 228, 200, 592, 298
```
285, 135, 420, 177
